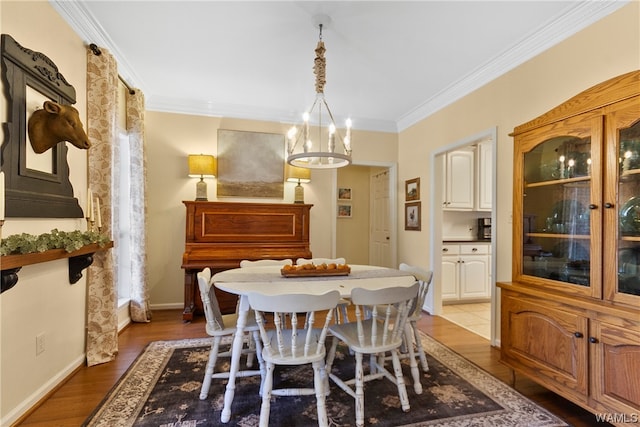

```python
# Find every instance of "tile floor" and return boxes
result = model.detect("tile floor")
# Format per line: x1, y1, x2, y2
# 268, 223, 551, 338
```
439, 302, 491, 340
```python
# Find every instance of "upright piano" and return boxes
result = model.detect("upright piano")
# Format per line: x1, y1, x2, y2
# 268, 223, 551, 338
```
181, 201, 312, 321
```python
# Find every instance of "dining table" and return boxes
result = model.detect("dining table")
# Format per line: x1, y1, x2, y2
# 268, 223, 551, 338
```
212, 263, 417, 423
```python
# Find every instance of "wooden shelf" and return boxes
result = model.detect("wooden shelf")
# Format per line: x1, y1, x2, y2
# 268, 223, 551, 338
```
527, 233, 590, 240
525, 175, 590, 188
1, 242, 113, 270
0, 241, 113, 294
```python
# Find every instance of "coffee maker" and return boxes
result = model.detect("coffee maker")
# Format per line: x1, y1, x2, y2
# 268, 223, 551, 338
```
477, 218, 491, 240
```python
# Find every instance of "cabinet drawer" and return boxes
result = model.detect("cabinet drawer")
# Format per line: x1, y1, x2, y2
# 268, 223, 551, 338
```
460, 244, 489, 255
442, 245, 460, 255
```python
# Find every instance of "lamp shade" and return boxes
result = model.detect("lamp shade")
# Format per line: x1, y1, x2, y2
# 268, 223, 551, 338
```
285, 164, 311, 183
188, 154, 216, 177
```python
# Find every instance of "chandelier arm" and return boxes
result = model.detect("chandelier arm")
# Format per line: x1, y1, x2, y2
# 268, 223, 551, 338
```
320, 97, 349, 151
288, 96, 322, 156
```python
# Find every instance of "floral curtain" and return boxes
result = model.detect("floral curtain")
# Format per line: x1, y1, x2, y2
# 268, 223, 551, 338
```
127, 91, 151, 322
86, 46, 119, 366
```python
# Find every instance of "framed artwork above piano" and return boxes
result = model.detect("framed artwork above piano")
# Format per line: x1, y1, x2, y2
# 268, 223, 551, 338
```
181, 201, 312, 321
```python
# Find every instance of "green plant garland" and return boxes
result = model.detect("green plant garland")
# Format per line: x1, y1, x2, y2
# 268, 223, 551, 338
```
0, 229, 111, 256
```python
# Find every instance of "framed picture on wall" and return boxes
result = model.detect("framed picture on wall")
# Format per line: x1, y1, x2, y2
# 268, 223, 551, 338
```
338, 187, 352, 201
405, 178, 420, 201
0, 34, 83, 218
405, 202, 421, 230
337, 204, 352, 218
217, 129, 285, 198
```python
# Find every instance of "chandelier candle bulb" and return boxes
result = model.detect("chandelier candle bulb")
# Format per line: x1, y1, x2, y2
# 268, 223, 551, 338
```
287, 127, 297, 154
329, 123, 336, 153
303, 112, 310, 149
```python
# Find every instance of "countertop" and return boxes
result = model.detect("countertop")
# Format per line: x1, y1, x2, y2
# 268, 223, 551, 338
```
443, 239, 491, 243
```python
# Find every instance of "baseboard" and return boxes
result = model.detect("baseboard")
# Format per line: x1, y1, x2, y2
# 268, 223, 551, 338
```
117, 298, 131, 332
4, 354, 85, 427
150, 303, 184, 310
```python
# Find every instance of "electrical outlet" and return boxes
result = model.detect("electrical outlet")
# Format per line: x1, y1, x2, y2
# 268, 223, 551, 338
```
36, 333, 45, 355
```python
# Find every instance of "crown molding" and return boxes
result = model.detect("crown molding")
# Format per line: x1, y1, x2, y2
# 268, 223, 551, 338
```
147, 96, 398, 133
49, 0, 147, 93
396, 0, 630, 132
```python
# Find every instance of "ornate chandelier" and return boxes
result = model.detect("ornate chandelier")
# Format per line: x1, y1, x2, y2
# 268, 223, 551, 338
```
287, 21, 352, 169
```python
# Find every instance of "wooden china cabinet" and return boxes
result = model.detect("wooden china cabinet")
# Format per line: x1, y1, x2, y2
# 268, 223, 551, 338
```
498, 70, 640, 423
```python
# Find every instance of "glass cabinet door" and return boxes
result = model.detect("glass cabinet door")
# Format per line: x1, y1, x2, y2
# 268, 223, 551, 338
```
606, 100, 640, 304
515, 113, 601, 298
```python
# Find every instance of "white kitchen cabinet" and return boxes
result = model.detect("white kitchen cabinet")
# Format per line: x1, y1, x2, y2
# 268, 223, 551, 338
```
442, 149, 474, 210
475, 140, 493, 211
441, 245, 460, 299
441, 243, 490, 301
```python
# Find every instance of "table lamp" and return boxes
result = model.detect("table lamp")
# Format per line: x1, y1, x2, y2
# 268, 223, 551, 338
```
188, 154, 216, 201
285, 164, 311, 203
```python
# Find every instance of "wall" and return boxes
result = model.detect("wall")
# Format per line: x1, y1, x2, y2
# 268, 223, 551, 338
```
144, 113, 398, 307
397, 2, 640, 315
336, 165, 372, 264
0, 1, 90, 425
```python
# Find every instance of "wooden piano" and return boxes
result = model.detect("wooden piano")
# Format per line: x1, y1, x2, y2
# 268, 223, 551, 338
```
181, 201, 312, 321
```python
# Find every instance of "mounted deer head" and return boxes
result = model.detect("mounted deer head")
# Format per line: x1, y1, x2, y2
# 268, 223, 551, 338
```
27, 101, 91, 154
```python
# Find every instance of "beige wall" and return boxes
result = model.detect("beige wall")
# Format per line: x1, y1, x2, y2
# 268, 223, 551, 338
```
336, 165, 372, 264
1, 1, 90, 424
397, 2, 640, 290
145, 113, 399, 307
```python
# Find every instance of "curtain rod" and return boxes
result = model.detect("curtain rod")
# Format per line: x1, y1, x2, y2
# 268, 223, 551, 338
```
89, 43, 136, 95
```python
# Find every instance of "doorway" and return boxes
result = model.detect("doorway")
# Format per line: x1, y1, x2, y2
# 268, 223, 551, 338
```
431, 127, 497, 344
334, 162, 397, 267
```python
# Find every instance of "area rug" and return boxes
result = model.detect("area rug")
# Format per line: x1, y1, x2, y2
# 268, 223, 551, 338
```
83, 333, 568, 427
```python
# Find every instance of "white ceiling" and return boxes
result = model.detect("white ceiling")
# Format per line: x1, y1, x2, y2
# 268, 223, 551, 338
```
51, 1, 628, 133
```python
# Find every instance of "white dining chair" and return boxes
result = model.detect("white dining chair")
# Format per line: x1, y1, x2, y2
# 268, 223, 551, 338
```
398, 263, 434, 374
325, 283, 420, 427
248, 290, 341, 427
196, 268, 265, 400
239, 259, 293, 268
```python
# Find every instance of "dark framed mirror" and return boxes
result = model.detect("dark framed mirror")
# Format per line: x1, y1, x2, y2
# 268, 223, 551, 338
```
1, 34, 83, 218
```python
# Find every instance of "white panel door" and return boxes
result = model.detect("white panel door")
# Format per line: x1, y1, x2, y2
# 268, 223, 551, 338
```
370, 169, 392, 267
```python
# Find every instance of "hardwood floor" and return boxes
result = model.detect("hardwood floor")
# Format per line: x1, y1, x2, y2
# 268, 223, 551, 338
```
15, 310, 608, 426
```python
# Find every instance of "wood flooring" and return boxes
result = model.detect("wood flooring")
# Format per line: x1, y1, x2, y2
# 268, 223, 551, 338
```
15, 310, 608, 426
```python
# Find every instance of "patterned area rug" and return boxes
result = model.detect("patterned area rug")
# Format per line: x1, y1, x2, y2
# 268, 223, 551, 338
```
84, 333, 568, 426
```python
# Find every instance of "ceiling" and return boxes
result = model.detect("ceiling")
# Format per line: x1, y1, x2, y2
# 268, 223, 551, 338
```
51, 1, 627, 133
